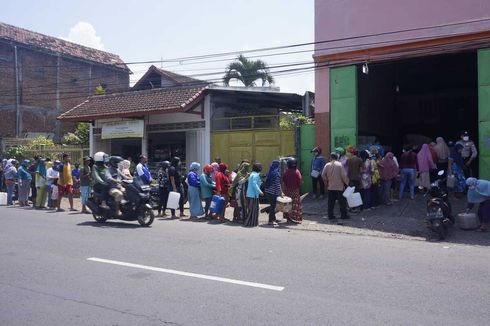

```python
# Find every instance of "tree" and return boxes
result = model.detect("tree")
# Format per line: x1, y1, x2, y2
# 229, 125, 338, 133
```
223, 55, 274, 87
62, 122, 90, 146
94, 84, 106, 95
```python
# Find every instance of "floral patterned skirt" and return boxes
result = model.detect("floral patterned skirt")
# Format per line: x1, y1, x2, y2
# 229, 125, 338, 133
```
283, 186, 302, 223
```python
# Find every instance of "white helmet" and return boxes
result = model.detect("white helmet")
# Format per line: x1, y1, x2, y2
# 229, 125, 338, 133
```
94, 151, 107, 162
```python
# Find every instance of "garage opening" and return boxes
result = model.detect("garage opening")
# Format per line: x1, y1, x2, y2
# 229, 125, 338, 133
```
357, 51, 478, 157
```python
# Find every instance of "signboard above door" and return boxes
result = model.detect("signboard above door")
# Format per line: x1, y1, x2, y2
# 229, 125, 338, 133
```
101, 120, 144, 139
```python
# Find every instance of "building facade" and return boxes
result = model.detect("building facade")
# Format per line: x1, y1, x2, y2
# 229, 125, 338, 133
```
0, 22, 130, 141
314, 0, 490, 178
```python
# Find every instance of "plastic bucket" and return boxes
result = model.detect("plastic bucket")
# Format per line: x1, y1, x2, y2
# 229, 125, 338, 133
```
0, 192, 7, 205
347, 192, 363, 208
343, 186, 355, 198
210, 195, 225, 214
276, 196, 292, 212
457, 213, 479, 230
167, 191, 181, 210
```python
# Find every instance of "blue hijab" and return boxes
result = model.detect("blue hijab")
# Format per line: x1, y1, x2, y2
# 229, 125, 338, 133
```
37, 159, 47, 177
264, 160, 280, 187
466, 178, 490, 204
189, 162, 200, 172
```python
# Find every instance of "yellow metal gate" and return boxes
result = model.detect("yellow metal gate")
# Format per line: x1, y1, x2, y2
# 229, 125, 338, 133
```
211, 130, 295, 171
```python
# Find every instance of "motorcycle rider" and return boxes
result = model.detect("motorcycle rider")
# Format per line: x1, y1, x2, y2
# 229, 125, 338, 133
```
92, 153, 125, 216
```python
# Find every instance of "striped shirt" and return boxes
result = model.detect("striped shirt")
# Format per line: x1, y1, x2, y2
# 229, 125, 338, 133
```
265, 173, 282, 196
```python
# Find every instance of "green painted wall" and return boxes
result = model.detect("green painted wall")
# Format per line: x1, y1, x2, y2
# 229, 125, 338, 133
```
330, 66, 358, 149
299, 123, 315, 193
478, 48, 490, 180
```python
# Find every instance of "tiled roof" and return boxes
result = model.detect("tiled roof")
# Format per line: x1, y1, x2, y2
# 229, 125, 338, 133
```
132, 65, 207, 90
58, 85, 207, 121
0, 22, 128, 70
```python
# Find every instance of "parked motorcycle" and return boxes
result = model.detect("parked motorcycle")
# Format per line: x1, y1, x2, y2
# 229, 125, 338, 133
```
425, 170, 453, 240
87, 178, 155, 227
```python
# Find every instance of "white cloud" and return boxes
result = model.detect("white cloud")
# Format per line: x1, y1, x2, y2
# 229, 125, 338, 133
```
62, 22, 105, 50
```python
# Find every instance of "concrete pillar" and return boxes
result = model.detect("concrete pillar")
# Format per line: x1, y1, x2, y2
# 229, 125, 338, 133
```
141, 116, 148, 156
89, 122, 94, 156
203, 94, 212, 164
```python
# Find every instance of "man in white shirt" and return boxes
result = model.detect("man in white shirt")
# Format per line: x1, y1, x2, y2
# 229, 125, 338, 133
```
46, 159, 60, 209
136, 155, 151, 184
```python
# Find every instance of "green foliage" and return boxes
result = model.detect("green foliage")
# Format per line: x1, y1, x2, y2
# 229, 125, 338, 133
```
280, 113, 314, 130
95, 85, 106, 95
62, 122, 90, 146
27, 136, 55, 149
223, 55, 274, 87
4, 145, 26, 159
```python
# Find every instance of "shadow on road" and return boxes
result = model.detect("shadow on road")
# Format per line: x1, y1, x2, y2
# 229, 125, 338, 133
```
76, 221, 142, 229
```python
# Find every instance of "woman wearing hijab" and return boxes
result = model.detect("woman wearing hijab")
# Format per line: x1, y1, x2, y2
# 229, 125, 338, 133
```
17, 159, 32, 207
215, 163, 231, 221
264, 160, 282, 225
282, 158, 303, 224
4, 159, 18, 206
359, 150, 373, 210
229, 161, 251, 222
200, 164, 216, 218
433, 137, 450, 173
378, 152, 399, 206
118, 160, 133, 181
244, 163, 263, 227
188, 162, 204, 218
448, 143, 466, 197
210, 162, 219, 182
168, 157, 186, 218
35, 158, 48, 209
310, 147, 326, 199
416, 144, 436, 191
465, 178, 490, 232
157, 161, 170, 217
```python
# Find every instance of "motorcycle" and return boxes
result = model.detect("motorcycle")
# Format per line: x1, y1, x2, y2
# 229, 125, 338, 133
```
87, 178, 155, 227
149, 184, 160, 210
425, 170, 453, 240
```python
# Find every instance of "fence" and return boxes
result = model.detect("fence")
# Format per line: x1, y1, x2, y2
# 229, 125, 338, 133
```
6, 146, 89, 164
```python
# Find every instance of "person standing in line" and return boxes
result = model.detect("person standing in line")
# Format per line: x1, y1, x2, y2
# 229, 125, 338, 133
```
416, 144, 436, 192
378, 152, 399, 206
322, 152, 349, 220
215, 163, 231, 222
72, 162, 81, 196
210, 162, 219, 182
46, 160, 60, 209
433, 137, 450, 174
80, 156, 92, 214
465, 178, 490, 232
282, 158, 304, 224
168, 157, 186, 218
35, 158, 48, 209
200, 164, 216, 219
310, 147, 326, 199
55, 154, 76, 212
136, 155, 151, 185
456, 131, 478, 178
244, 163, 263, 227
398, 146, 418, 200
17, 159, 32, 207
188, 162, 204, 219
448, 143, 466, 197
359, 150, 373, 210
335, 147, 349, 175
118, 160, 133, 181
347, 148, 363, 192
157, 161, 170, 217
229, 161, 251, 222
264, 160, 282, 225
27, 156, 39, 204
4, 159, 18, 206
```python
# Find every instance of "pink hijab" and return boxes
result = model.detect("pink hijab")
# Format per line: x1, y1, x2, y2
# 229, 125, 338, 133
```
417, 144, 436, 172
380, 152, 399, 180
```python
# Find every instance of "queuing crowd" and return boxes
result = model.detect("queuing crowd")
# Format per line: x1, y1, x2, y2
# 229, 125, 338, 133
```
310, 131, 489, 231
1, 130, 488, 231
0, 153, 305, 228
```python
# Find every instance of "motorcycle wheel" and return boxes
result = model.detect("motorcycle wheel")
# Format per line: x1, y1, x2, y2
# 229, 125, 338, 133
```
92, 213, 107, 223
137, 208, 155, 227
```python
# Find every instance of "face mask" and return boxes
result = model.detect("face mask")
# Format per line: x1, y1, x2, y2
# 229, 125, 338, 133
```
462, 136, 469, 141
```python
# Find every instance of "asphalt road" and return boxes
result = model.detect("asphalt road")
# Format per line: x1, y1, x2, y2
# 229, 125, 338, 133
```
1, 206, 490, 326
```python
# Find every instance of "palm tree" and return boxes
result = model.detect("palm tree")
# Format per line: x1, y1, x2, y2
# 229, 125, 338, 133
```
223, 55, 274, 87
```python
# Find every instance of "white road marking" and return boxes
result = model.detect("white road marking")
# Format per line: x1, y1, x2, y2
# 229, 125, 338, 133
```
87, 257, 285, 291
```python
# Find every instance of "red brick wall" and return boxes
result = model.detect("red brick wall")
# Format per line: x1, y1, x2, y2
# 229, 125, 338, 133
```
0, 42, 130, 139
314, 111, 330, 155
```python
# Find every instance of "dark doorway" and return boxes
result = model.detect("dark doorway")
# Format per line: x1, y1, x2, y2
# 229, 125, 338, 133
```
357, 51, 478, 156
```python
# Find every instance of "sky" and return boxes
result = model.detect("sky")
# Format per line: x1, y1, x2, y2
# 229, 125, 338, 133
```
0, 0, 314, 94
